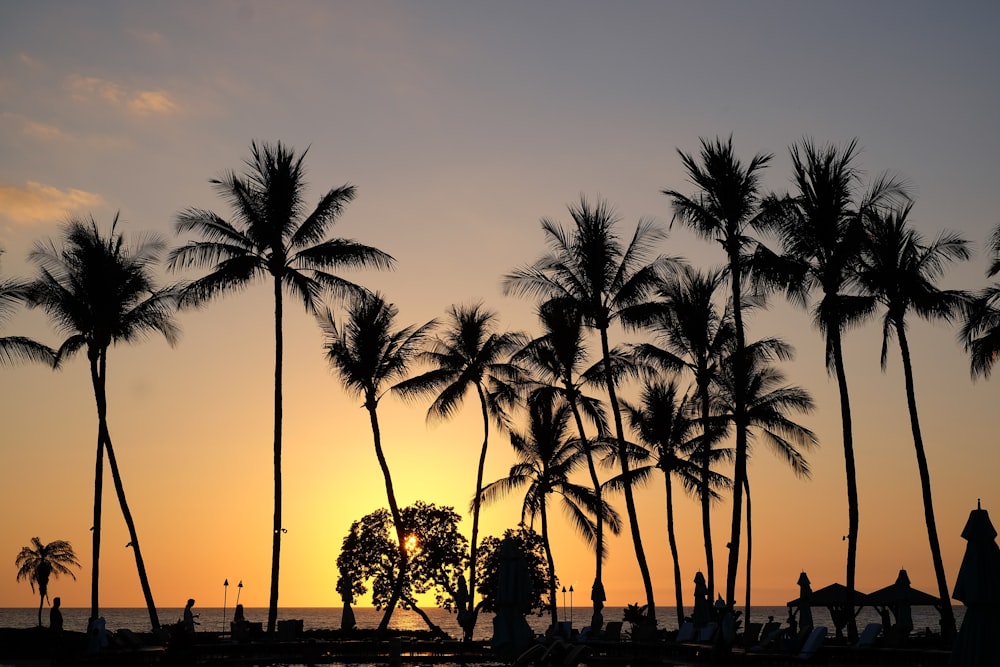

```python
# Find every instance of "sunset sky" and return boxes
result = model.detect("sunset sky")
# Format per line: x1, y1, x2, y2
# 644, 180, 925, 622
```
2, 2, 1000, 617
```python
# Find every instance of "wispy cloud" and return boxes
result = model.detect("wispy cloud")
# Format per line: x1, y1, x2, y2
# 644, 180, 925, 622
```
66, 75, 180, 116
0, 182, 106, 225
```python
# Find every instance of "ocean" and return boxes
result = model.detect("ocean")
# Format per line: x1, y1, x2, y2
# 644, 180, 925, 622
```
0, 604, 964, 640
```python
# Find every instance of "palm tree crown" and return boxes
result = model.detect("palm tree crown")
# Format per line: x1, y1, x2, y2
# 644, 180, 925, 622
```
962, 223, 1000, 377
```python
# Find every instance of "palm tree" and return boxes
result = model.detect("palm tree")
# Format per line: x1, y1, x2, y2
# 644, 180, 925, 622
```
629, 265, 733, 601
321, 291, 436, 632
619, 380, 725, 628
962, 222, 1000, 378
855, 203, 969, 639
27, 215, 178, 629
512, 300, 612, 630
663, 135, 773, 607
168, 141, 394, 633
502, 196, 677, 624
0, 250, 55, 366
392, 303, 524, 639
15, 537, 80, 626
713, 336, 818, 623
755, 138, 907, 638
481, 391, 620, 630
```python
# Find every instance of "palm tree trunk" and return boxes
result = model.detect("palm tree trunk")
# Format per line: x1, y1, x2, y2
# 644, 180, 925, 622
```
268, 278, 284, 636
89, 354, 106, 621
366, 401, 408, 633
37, 592, 44, 627
540, 497, 558, 630
665, 472, 684, 628
464, 386, 490, 641
599, 326, 656, 625
743, 477, 751, 628
104, 436, 160, 629
895, 324, 956, 639
726, 251, 748, 609
698, 381, 715, 601
567, 392, 604, 630
831, 330, 859, 643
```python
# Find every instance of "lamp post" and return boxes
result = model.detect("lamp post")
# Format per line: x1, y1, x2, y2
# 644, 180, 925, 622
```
222, 579, 229, 634
562, 586, 567, 625
569, 585, 574, 628
236, 580, 243, 608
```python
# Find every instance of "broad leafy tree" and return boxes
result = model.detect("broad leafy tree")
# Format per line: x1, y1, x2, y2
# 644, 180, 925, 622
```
475, 526, 550, 618
322, 291, 435, 632
28, 215, 177, 629
169, 141, 394, 633
663, 136, 773, 607
393, 303, 524, 639
856, 203, 969, 639
503, 196, 676, 625
15, 537, 80, 626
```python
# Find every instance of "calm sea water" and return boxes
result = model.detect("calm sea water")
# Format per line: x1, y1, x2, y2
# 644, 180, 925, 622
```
0, 604, 964, 640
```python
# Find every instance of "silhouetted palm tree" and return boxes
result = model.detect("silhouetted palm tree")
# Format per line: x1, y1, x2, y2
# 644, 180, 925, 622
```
392, 303, 524, 639
503, 196, 677, 624
630, 265, 733, 600
168, 141, 394, 633
512, 300, 613, 630
713, 336, 818, 623
15, 537, 80, 626
855, 203, 969, 639
755, 138, 907, 638
962, 222, 1000, 378
321, 291, 435, 632
663, 135, 773, 607
27, 215, 178, 629
619, 380, 723, 628
481, 392, 620, 630
0, 251, 55, 366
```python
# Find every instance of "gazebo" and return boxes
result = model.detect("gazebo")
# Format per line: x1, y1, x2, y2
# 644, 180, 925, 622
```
787, 582, 873, 640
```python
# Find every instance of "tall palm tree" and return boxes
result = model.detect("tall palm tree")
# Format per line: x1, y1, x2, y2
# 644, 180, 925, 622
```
630, 265, 733, 601
392, 303, 524, 639
512, 300, 612, 630
962, 222, 1000, 378
321, 291, 436, 632
855, 203, 969, 639
713, 336, 818, 623
663, 135, 773, 607
619, 380, 724, 628
15, 537, 80, 626
28, 215, 178, 629
502, 196, 677, 624
168, 141, 394, 633
481, 391, 620, 630
755, 138, 907, 638
0, 250, 55, 366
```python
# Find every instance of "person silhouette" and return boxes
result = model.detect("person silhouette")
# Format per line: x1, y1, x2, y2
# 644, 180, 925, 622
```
50, 597, 63, 635
183, 598, 199, 634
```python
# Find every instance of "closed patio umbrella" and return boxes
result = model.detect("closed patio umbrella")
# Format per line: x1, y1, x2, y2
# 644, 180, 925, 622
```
951, 501, 1000, 666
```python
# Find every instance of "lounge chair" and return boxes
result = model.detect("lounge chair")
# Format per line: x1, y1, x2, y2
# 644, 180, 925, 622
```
742, 622, 763, 647
797, 626, 827, 661
675, 621, 696, 642
696, 621, 718, 643
855, 622, 881, 648
601, 621, 623, 641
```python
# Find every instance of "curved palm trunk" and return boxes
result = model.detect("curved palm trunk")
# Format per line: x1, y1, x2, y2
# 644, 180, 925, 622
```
726, 254, 748, 609
104, 437, 160, 629
409, 602, 447, 637
697, 379, 715, 601
599, 326, 656, 625
37, 591, 44, 627
463, 386, 490, 641
665, 470, 684, 628
830, 330, 859, 642
366, 400, 409, 633
89, 353, 106, 621
267, 277, 284, 635
894, 324, 956, 640
540, 496, 558, 630
567, 392, 604, 631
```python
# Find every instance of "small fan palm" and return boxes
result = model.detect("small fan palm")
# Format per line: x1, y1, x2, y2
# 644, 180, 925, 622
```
321, 291, 436, 632
16, 537, 80, 627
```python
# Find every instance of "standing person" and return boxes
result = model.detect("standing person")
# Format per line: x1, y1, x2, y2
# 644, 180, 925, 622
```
183, 599, 199, 634
49, 597, 63, 635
